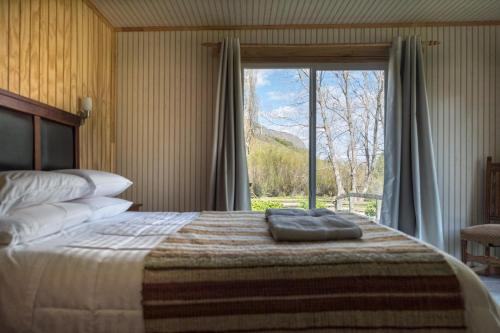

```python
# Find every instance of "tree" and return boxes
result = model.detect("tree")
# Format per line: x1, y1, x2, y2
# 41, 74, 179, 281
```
297, 70, 384, 196
315, 70, 346, 196
243, 70, 260, 152
356, 71, 384, 192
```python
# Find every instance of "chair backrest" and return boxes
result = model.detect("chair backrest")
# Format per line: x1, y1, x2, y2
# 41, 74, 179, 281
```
485, 156, 500, 223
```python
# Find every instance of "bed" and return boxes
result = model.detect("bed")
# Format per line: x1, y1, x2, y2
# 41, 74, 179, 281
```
0, 90, 499, 333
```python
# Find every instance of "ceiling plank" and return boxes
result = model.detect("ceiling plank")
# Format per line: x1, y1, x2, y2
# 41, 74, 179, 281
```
90, 0, 500, 30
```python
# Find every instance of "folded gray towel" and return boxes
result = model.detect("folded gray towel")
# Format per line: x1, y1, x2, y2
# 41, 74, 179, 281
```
265, 208, 308, 218
265, 208, 335, 218
308, 208, 336, 217
267, 214, 362, 242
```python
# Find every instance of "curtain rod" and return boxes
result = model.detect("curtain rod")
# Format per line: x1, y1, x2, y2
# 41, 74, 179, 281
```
201, 41, 440, 48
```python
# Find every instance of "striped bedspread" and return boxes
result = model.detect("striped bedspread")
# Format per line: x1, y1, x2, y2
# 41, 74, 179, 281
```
142, 211, 466, 333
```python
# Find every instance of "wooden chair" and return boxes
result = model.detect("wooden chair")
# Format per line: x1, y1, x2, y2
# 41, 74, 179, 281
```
461, 156, 500, 274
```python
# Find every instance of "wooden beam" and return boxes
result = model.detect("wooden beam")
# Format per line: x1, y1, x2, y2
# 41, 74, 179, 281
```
115, 21, 500, 32
201, 41, 438, 62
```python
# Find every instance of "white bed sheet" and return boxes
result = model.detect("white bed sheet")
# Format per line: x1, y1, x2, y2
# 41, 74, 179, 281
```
0, 211, 499, 333
0, 211, 199, 333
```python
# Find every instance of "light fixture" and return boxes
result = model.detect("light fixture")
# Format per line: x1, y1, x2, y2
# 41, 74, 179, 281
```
79, 97, 92, 124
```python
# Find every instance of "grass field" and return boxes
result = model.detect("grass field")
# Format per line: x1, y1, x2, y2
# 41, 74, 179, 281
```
251, 196, 380, 219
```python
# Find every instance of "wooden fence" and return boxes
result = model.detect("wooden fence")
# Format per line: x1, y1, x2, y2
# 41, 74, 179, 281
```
335, 192, 383, 222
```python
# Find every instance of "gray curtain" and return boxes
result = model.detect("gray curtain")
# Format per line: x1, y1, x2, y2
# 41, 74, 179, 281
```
380, 36, 444, 249
208, 37, 251, 211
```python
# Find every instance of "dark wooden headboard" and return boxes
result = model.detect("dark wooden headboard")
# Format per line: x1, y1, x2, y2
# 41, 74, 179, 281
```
0, 88, 81, 171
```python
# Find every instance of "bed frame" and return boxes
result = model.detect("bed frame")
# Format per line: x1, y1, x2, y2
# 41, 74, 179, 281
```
0, 88, 81, 171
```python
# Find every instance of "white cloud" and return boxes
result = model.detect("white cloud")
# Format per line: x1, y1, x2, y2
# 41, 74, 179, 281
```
269, 105, 298, 118
255, 69, 270, 87
245, 69, 271, 87
266, 90, 296, 101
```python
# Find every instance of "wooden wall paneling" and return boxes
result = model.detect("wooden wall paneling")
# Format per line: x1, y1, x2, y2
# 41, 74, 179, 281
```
139, 32, 146, 208
1, 0, 115, 172
117, 32, 124, 198
0, 0, 8, 89
88, 11, 95, 170
30, 0, 40, 101
55, 0, 64, 109
81, 1, 88, 168
39, 0, 48, 103
9, 0, 20, 94
111, 29, 117, 172
167, 31, 174, 210
47, 0, 56, 105
154, 31, 162, 210
132, 31, 140, 204
450, 29, 457, 252
70, 0, 77, 114
19, 0, 30, 97
62, 0, 71, 112
147, 31, 154, 210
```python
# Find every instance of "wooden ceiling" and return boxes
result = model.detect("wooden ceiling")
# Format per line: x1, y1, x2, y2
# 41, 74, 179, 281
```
89, 0, 500, 29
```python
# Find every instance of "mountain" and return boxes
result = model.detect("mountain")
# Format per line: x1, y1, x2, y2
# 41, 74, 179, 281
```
254, 124, 306, 150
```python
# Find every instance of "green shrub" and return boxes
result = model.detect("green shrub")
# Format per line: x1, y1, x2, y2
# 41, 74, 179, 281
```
316, 200, 328, 209
251, 199, 284, 211
298, 199, 328, 209
364, 200, 377, 217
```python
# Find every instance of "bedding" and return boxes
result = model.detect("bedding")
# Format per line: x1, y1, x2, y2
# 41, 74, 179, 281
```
71, 196, 133, 220
0, 170, 92, 214
144, 211, 468, 332
0, 211, 499, 333
57, 169, 132, 198
0, 202, 92, 246
0, 211, 199, 333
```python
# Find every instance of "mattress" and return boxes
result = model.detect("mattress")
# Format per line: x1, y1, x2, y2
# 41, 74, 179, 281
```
0, 211, 499, 333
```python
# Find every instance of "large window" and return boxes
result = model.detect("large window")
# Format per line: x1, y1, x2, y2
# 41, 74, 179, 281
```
243, 66, 385, 219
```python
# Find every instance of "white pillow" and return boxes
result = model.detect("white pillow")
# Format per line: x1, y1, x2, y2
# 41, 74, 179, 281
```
57, 169, 132, 198
0, 202, 92, 247
0, 171, 92, 215
71, 197, 132, 220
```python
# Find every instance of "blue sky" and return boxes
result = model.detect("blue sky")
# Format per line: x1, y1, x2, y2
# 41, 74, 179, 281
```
247, 68, 310, 146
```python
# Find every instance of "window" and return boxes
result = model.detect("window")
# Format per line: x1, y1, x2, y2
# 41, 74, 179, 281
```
243, 65, 385, 219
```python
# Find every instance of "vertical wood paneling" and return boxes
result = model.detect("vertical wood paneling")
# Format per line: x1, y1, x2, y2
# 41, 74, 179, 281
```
30, 0, 40, 101
0, 0, 8, 89
8, 0, 20, 93
0, 0, 116, 172
116, 26, 500, 257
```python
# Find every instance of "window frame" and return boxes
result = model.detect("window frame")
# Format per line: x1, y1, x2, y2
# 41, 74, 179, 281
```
243, 62, 387, 208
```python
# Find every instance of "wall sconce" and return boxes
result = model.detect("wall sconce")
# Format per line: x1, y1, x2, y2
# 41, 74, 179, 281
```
79, 97, 92, 124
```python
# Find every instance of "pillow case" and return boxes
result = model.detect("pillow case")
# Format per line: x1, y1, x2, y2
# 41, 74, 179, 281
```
71, 197, 132, 220
57, 169, 132, 198
0, 171, 92, 215
0, 202, 92, 247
